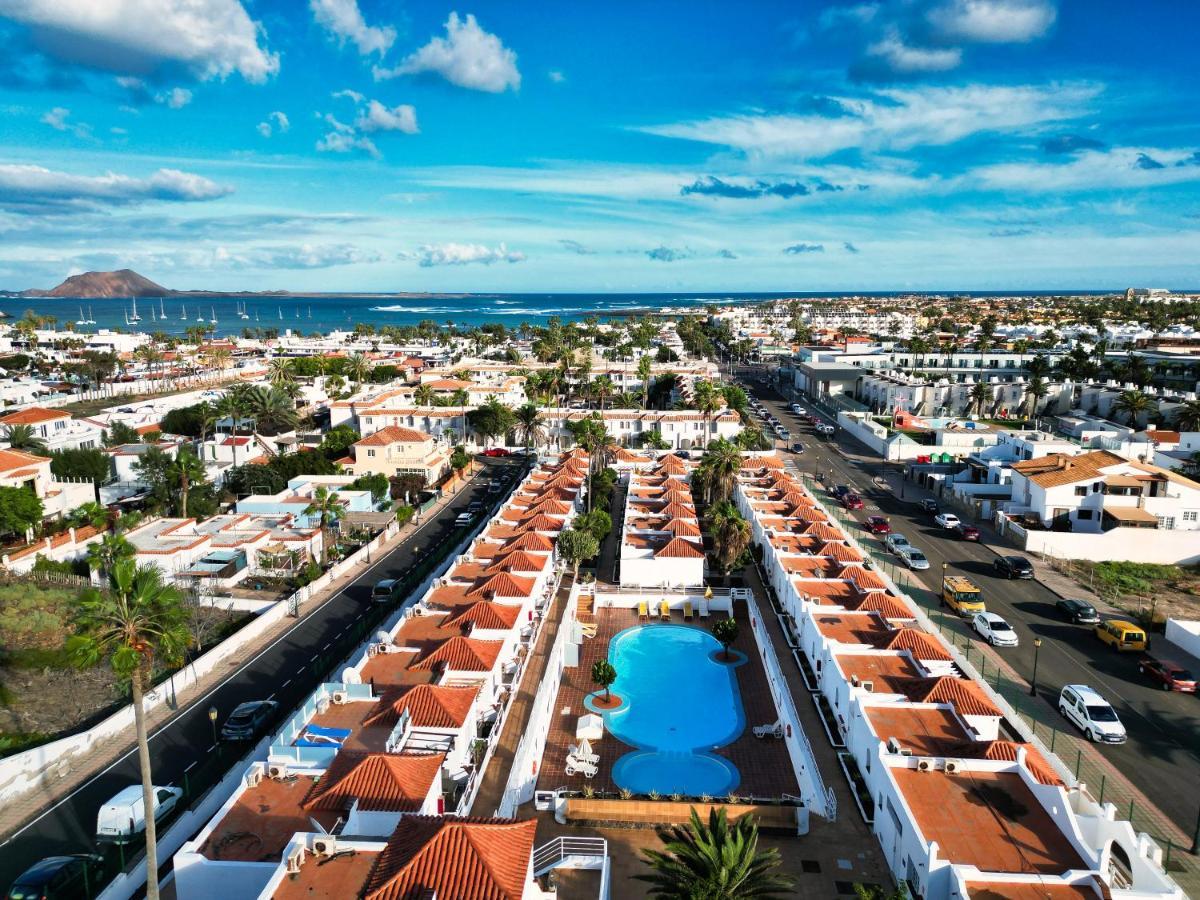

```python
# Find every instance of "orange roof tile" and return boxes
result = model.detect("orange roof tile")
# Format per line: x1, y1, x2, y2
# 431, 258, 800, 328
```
804, 522, 844, 541
0, 448, 50, 472
361, 816, 537, 900
516, 513, 564, 533
521, 498, 571, 516
303, 752, 444, 812
908, 675, 1003, 717
0, 406, 68, 425
446, 600, 524, 631
822, 541, 863, 563
655, 536, 705, 559
467, 572, 536, 599
844, 565, 889, 592
485, 550, 548, 573
412, 636, 503, 671
658, 501, 694, 518
849, 594, 913, 619
981, 741, 1064, 786
661, 517, 702, 537
356, 425, 434, 446
880, 628, 954, 661
502, 531, 555, 553
1011, 450, 1126, 488
363, 685, 478, 730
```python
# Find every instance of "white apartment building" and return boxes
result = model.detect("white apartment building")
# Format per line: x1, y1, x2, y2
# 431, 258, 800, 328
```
0, 406, 104, 451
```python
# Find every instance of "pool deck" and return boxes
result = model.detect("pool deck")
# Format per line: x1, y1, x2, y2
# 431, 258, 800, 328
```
536, 603, 798, 798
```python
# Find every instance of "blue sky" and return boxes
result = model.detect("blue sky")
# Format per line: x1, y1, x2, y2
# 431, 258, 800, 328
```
1, 0, 1198, 292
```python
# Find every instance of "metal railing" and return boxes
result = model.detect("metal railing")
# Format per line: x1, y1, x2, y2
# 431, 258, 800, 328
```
532, 836, 608, 876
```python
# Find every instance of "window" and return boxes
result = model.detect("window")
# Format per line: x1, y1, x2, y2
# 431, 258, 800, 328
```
366, 449, 375, 457
1159, 516, 1176, 530
1076, 509, 1093, 520
1075, 486, 1088, 496
1183, 511, 1198, 523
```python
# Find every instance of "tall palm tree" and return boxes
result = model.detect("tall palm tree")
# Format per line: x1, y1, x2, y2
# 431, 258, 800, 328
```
169, 447, 207, 518
347, 352, 370, 391
67, 561, 190, 900
710, 501, 751, 576
636, 806, 793, 899
450, 388, 470, 446
266, 357, 294, 389
592, 374, 615, 411
4, 423, 47, 453
303, 486, 345, 565
242, 385, 299, 434
215, 390, 246, 467
515, 403, 545, 456
698, 439, 743, 505
637, 355, 653, 409
414, 384, 435, 407
86, 532, 136, 578
1173, 399, 1200, 433
1024, 375, 1048, 418
1112, 389, 1155, 426
968, 381, 990, 417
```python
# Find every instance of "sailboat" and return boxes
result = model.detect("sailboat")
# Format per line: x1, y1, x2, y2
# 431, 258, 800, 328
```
307, 306, 312, 319
210, 306, 218, 326
123, 307, 131, 326
150, 305, 157, 322
76, 306, 87, 326
160, 298, 167, 319
86, 306, 95, 325
277, 306, 283, 320
181, 304, 187, 321
254, 309, 259, 322
238, 300, 249, 320
129, 296, 141, 323
196, 308, 205, 322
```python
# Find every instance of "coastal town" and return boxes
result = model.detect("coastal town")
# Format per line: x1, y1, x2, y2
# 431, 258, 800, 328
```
0, 284, 1198, 898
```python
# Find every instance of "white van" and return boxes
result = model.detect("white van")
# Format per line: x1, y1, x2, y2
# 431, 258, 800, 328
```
1058, 684, 1127, 744
96, 784, 182, 843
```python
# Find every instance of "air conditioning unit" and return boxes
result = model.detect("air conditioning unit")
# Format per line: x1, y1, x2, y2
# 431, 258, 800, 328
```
860, 680, 874, 692
886, 737, 903, 755
245, 768, 264, 788
312, 836, 337, 857
332, 691, 349, 705
944, 758, 964, 774
916, 758, 934, 772
268, 763, 289, 780
285, 847, 304, 874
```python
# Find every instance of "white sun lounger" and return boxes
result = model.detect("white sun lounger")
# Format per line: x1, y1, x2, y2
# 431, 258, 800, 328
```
753, 721, 784, 739
566, 757, 598, 778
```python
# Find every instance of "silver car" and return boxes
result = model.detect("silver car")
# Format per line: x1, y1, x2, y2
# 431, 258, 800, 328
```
897, 546, 930, 570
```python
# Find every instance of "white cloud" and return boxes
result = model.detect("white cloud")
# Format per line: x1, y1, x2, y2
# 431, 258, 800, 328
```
819, 2, 880, 29
548, 69, 565, 83
641, 82, 1100, 159
867, 28, 961, 72
0, 164, 232, 213
355, 99, 418, 134
970, 146, 1200, 193
309, 0, 395, 56
256, 110, 290, 138
408, 242, 525, 267
332, 88, 365, 103
40, 106, 93, 139
232, 242, 381, 269
316, 130, 380, 159
0, 0, 279, 82
927, 0, 1056, 43
375, 12, 520, 93
158, 87, 193, 109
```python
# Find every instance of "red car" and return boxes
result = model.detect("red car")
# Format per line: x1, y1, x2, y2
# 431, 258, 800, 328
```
955, 523, 981, 541
1137, 656, 1197, 692
842, 493, 864, 510
482, 448, 511, 457
865, 516, 891, 534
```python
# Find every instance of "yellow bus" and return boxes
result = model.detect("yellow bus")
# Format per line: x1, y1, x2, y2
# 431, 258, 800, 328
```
941, 576, 985, 617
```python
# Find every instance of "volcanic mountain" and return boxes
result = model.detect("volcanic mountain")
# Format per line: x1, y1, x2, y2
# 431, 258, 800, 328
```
22, 269, 171, 298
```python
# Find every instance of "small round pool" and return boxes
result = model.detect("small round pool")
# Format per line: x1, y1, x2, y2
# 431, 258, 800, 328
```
612, 750, 739, 796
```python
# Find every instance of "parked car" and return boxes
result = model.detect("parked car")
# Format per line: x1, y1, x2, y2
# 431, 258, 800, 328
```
972, 612, 1019, 647
481, 447, 510, 457
842, 493, 864, 510
674, 450, 691, 459
454, 512, 474, 527
1094, 620, 1148, 653
5, 855, 106, 900
96, 785, 183, 843
815, 423, 836, 435
955, 523, 981, 541
791, 442, 805, 454
487, 480, 502, 493
832, 484, 851, 499
371, 578, 400, 604
897, 546, 930, 570
1055, 598, 1101, 625
865, 515, 891, 534
993, 555, 1034, 579
220, 700, 278, 740
796, 406, 808, 415
467, 501, 484, 514
919, 498, 940, 514
1059, 685, 1126, 744
790, 403, 802, 414
934, 512, 961, 529
884, 533, 911, 554
1137, 656, 1197, 692
776, 428, 791, 440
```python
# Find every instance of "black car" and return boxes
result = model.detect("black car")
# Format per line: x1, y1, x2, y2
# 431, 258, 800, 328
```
791, 442, 805, 454
919, 498, 939, 514
1056, 598, 1101, 625
832, 484, 851, 499
219, 700, 278, 740
6, 855, 106, 900
994, 555, 1035, 579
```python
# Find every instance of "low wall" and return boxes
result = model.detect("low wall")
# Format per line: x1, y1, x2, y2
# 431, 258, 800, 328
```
1164, 619, 1200, 659
563, 797, 804, 833
1017, 524, 1200, 565
0, 521, 399, 808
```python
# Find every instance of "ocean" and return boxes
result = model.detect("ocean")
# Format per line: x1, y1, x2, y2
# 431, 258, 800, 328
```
0, 290, 1121, 338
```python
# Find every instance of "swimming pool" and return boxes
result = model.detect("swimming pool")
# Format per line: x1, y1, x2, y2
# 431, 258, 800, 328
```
588, 624, 745, 795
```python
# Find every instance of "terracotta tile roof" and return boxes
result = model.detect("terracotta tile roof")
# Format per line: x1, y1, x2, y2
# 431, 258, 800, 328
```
660, 488, 692, 503
980, 741, 1064, 786
0, 448, 50, 472
502, 531, 555, 553
615, 448, 649, 462
0, 406, 68, 425
908, 675, 1003, 717
423, 378, 475, 390
302, 752, 444, 812
361, 816, 537, 900
655, 536, 705, 559
662, 477, 690, 491
822, 541, 863, 563
516, 513, 564, 533
849, 594, 914, 619
658, 501, 695, 518
356, 425, 434, 446
656, 457, 687, 473
1011, 450, 1125, 488
804, 522, 844, 541
364, 684, 478, 729
843, 564, 889, 592
485, 550, 548, 573
1130, 459, 1200, 490
879, 628, 954, 661
412, 636, 503, 671
521, 498, 570, 516
529, 487, 577, 502
446, 600, 523, 631
661, 517, 702, 537
467, 571, 536, 598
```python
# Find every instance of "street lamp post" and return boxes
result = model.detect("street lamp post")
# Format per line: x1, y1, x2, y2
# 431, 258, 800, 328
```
207, 706, 218, 745
1030, 638, 1043, 697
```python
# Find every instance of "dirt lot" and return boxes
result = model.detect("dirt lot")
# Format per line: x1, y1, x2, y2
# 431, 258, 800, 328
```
1055, 560, 1200, 625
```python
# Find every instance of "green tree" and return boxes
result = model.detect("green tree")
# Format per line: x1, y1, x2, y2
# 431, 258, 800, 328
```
87, 532, 136, 577
557, 527, 598, 580
636, 807, 793, 899
1112, 389, 1155, 426
697, 438, 743, 505
241, 384, 299, 434
0, 485, 43, 539
1172, 399, 1200, 433
450, 445, 472, 486
303, 486, 345, 566
50, 447, 111, 499
159, 402, 213, 439
591, 659, 617, 703
347, 352, 370, 390
67, 561, 191, 900
710, 501, 751, 576
637, 355, 653, 409
169, 447, 208, 518
451, 388, 470, 445
105, 421, 140, 447
711, 617, 740, 661
466, 397, 516, 448
4, 423, 48, 453
575, 508, 612, 544
853, 883, 909, 900
515, 403, 545, 456
67, 501, 109, 530
968, 381, 990, 417
414, 384, 435, 407
320, 424, 361, 460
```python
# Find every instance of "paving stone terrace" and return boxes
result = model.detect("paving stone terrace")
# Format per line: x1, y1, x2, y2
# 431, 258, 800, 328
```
535, 603, 799, 799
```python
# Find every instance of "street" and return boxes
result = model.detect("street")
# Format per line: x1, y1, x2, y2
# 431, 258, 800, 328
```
0, 457, 521, 890
739, 371, 1200, 840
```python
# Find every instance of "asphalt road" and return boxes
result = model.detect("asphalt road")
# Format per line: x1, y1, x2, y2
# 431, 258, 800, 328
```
738, 370, 1200, 838
0, 457, 523, 890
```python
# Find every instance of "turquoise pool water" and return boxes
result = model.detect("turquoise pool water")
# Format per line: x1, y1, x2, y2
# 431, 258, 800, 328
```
589, 624, 745, 795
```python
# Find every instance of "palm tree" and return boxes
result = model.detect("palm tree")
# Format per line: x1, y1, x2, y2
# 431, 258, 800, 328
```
169, 447, 207, 518
67, 561, 190, 900
1173, 399, 1200, 433
592, 374, 615, 411
5, 423, 47, 453
347, 352, 370, 391
637, 355, 653, 409
205, 347, 232, 383
87, 532, 136, 578
1024, 375, 1048, 418
636, 807, 793, 899
1112, 389, 1155, 426
692, 380, 723, 448
968, 381, 990, 417
242, 385, 299, 434
303, 486, 345, 566
451, 388, 470, 446
414, 384, 435, 407
266, 357, 294, 390
698, 439, 743, 505
215, 391, 245, 467
710, 501, 751, 576
515, 403, 545, 456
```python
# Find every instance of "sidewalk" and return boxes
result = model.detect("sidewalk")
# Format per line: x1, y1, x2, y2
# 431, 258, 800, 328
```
0, 479, 471, 842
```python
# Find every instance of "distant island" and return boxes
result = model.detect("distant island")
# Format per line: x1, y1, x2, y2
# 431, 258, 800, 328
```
5, 269, 474, 300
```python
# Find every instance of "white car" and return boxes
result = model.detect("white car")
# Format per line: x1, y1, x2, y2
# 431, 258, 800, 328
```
972, 612, 1018, 647
897, 546, 930, 570
97, 784, 183, 843
815, 423, 835, 435
1059, 685, 1127, 744
884, 533, 911, 554
934, 513, 962, 529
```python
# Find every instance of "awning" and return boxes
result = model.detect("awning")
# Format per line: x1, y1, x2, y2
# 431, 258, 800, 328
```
1103, 475, 1146, 488
1102, 505, 1159, 525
